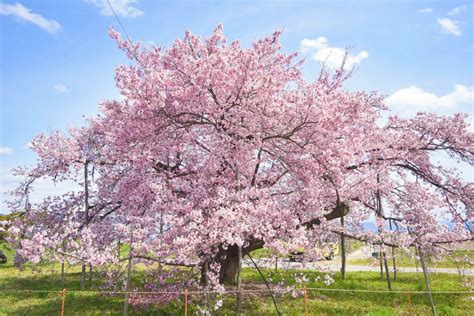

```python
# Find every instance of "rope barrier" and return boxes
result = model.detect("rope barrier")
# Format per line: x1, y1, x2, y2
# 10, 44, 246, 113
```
1, 286, 471, 315
0, 288, 472, 295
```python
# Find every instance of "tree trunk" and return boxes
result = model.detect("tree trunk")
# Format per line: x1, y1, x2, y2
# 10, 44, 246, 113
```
204, 203, 348, 284
218, 244, 240, 284
202, 239, 264, 285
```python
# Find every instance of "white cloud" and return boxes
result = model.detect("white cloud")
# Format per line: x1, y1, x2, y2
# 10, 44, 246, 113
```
448, 5, 468, 16
300, 37, 368, 69
417, 8, 433, 14
386, 85, 474, 111
437, 17, 461, 36
86, 0, 143, 18
53, 84, 69, 93
0, 165, 80, 213
0, 147, 13, 155
0, 2, 61, 33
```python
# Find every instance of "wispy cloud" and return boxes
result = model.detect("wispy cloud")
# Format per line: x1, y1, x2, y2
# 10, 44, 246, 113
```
300, 37, 368, 69
0, 165, 80, 213
437, 17, 461, 36
0, 2, 61, 33
86, 0, 143, 18
448, 5, 468, 16
386, 85, 473, 111
417, 8, 433, 14
53, 84, 69, 93
0, 147, 14, 155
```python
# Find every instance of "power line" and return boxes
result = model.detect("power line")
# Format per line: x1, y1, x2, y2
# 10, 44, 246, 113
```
106, 0, 147, 70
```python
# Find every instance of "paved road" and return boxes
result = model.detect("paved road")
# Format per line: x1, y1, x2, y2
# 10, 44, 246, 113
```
243, 257, 473, 276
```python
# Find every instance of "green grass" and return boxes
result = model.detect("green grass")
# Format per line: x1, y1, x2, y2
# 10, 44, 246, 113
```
348, 248, 474, 269
239, 268, 473, 315
1, 241, 473, 315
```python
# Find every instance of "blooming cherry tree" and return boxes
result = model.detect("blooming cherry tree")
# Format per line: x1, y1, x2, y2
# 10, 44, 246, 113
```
7, 25, 473, 290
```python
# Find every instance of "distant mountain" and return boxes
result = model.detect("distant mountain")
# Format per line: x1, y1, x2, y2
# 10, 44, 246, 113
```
360, 220, 473, 232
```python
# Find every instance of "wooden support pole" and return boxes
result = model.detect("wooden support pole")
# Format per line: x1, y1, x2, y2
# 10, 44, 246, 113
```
406, 290, 413, 316
375, 175, 385, 281
81, 162, 89, 292
237, 245, 242, 315
414, 247, 420, 272
61, 262, 65, 288
184, 289, 188, 316
304, 287, 309, 316
88, 264, 93, 288
81, 264, 86, 290
61, 239, 65, 288
418, 247, 436, 316
60, 289, 67, 316
204, 261, 210, 311
247, 253, 282, 316
383, 252, 392, 291
123, 226, 134, 316
340, 215, 346, 280
379, 248, 384, 280
389, 219, 397, 281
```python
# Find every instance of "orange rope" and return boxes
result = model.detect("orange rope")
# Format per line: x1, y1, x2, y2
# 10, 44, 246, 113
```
0, 288, 470, 295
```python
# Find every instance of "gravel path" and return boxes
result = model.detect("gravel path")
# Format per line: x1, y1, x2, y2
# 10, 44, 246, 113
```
243, 256, 473, 276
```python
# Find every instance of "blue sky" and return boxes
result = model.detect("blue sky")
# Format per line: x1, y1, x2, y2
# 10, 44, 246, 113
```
0, 0, 473, 212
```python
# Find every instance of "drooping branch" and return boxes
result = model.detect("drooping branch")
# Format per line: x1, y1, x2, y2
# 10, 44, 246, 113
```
302, 202, 349, 229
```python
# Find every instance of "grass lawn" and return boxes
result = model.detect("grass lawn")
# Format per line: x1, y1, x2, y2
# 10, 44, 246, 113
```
348, 247, 474, 269
1, 241, 473, 315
